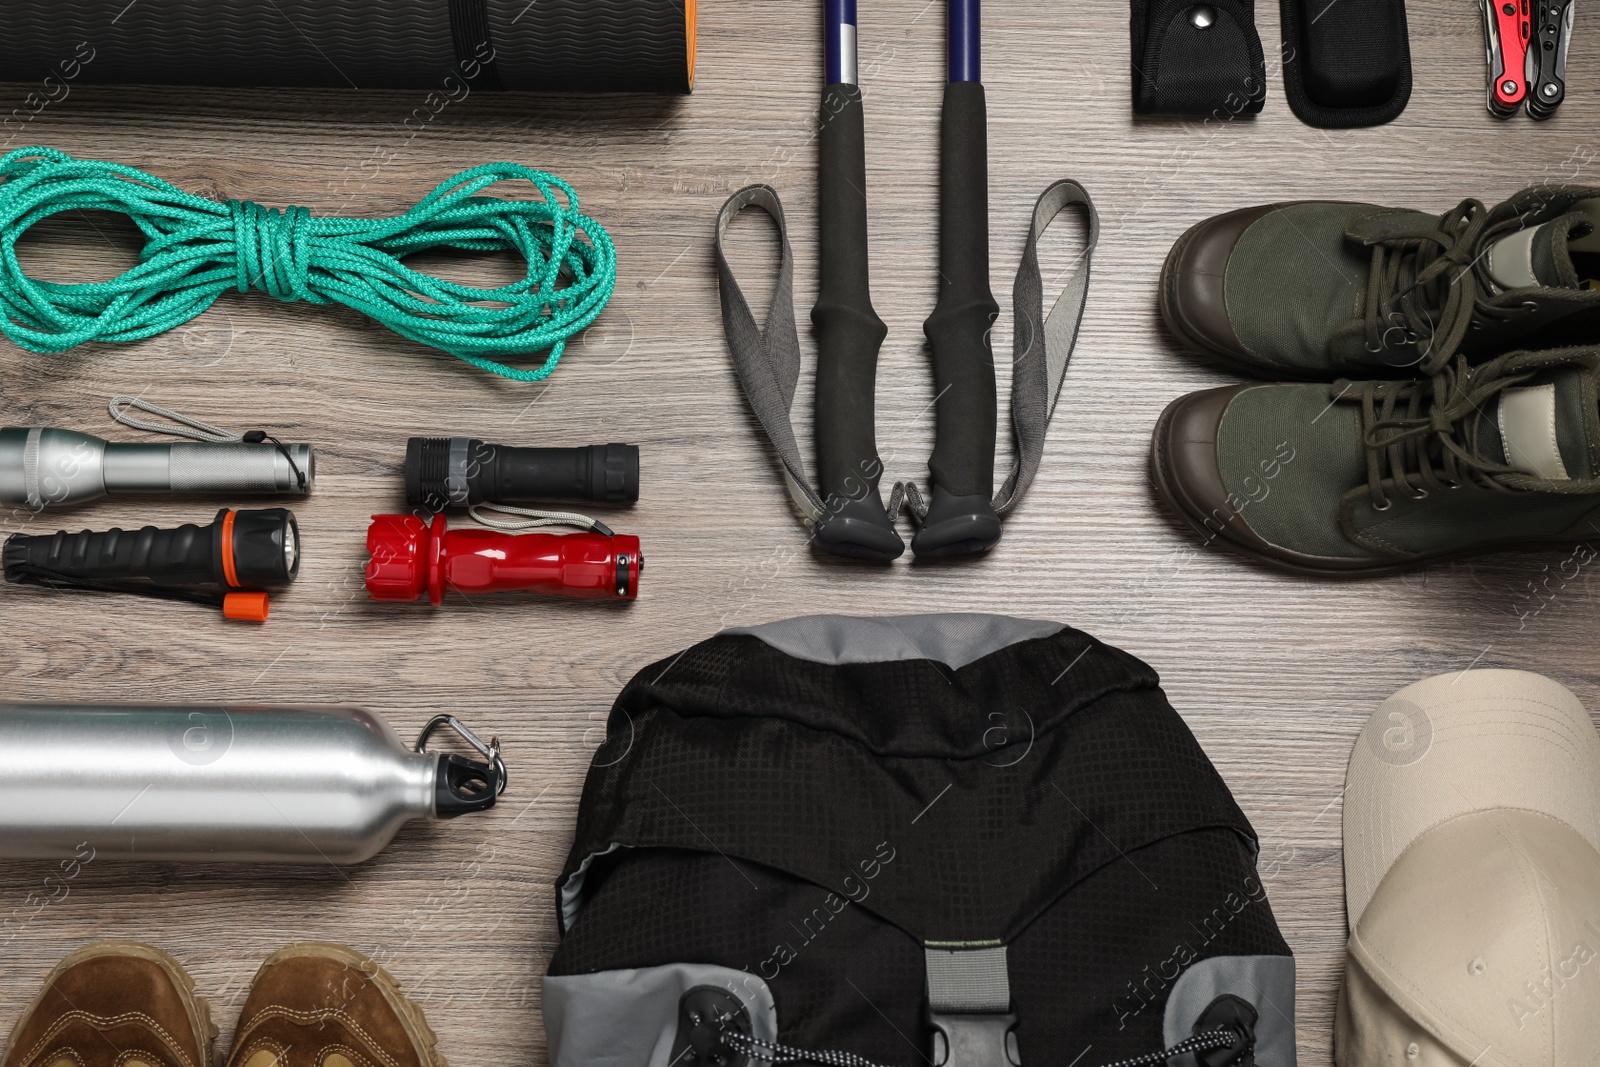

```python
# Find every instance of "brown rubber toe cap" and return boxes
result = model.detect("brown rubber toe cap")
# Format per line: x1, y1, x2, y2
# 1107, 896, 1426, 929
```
1159, 204, 1280, 373
1152, 386, 1401, 576
1150, 384, 1276, 555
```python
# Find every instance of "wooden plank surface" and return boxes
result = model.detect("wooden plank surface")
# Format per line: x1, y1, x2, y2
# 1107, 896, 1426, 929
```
1, 1, 1596, 1062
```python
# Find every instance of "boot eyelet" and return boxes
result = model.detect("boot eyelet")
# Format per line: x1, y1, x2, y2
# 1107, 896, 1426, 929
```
1372, 499, 1393, 512
1412, 489, 1429, 499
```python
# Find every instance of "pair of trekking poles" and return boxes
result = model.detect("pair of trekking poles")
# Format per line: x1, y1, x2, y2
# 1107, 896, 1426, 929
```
717, 0, 1099, 562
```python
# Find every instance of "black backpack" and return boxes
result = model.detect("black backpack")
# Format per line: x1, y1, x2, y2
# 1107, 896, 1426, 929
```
545, 614, 1295, 1067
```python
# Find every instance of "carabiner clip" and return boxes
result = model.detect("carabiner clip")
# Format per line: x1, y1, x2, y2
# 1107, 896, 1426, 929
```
415, 714, 509, 796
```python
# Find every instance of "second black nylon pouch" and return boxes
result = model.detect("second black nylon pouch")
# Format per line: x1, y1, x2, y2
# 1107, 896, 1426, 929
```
1280, 0, 1412, 127
1131, 0, 1267, 116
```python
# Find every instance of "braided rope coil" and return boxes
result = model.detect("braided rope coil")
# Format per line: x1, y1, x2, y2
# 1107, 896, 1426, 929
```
0, 146, 617, 380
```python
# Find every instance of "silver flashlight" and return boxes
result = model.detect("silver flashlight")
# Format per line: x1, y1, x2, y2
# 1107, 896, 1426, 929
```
0, 426, 314, 509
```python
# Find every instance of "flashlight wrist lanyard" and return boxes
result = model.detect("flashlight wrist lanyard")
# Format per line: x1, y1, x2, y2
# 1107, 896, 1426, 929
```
465, 502, 615, 537
109, 396, 309, 492
712, 180, 1098, 548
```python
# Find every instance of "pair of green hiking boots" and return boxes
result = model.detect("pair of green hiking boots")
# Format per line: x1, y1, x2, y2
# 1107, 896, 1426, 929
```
1151, 186, 1600, 575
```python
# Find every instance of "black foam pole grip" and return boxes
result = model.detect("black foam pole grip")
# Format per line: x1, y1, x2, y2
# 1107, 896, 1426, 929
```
811, 84, 890, 508
923, 81, 999, 500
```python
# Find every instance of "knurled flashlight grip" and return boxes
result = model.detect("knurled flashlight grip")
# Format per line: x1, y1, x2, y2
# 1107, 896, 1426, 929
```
0, 428, 313, 509
404, 438, 638, 509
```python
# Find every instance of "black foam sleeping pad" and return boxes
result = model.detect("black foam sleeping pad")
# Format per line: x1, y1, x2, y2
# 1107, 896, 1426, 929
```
1280, 0, 1412, 127
0, 0, 693, 92
1131, 0, 1268, 116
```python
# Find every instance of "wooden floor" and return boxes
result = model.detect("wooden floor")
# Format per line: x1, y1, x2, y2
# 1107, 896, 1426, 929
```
0, 2, 1596, 1062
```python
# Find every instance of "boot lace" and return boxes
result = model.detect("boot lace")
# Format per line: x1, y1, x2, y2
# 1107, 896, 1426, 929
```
1358, 199, 1532, 375
1335, 354, 1536, 512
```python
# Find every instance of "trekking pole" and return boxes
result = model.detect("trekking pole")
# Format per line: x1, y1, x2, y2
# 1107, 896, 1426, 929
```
810, 0, 905, 560
914, 0, 1003, 558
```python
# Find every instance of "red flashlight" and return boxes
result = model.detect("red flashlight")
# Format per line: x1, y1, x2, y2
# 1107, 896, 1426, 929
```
364, 514, 641, 603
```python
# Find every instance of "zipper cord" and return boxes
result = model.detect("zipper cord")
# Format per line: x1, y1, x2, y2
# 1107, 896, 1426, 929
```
724, 1031, 890, 1067
1091, 1026, 1243, 1067
722, 1025, 1242, 1067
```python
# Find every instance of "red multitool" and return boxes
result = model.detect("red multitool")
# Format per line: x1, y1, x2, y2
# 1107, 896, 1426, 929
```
1482, 0, 1533, 116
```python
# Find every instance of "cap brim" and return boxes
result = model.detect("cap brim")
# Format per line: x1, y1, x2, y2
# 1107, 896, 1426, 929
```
1343, 668, 1600, 925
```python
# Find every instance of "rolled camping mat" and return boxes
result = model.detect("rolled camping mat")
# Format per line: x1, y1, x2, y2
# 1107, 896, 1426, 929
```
2, 0, 696, 93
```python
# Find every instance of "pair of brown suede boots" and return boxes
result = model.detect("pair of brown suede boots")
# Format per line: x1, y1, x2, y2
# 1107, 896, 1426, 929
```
0, 941, 444, 1067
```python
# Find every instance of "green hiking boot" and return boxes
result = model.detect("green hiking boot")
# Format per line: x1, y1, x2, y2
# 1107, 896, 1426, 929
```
1159, 186, 1600, 380
1149, 346, 1600, 575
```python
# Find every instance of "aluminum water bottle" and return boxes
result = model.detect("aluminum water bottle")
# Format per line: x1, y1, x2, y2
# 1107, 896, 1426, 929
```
0, 704, 506, 863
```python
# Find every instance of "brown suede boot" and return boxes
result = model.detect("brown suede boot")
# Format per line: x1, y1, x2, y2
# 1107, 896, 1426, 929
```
1, 941, 217, 1067
225, 944, 445, 1067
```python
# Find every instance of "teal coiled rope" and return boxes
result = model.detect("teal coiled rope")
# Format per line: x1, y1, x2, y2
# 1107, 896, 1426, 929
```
0, 146, 616, 381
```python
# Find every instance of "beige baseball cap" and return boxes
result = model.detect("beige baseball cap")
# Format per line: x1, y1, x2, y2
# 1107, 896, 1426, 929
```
1338, 669, 1600, 1066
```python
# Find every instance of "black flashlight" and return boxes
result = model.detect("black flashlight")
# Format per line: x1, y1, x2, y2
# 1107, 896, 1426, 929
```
404, 438, 639, 510
2, 508, 299, 621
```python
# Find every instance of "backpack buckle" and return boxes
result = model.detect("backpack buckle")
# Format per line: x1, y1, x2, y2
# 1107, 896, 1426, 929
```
930, 1012, 1022, 1067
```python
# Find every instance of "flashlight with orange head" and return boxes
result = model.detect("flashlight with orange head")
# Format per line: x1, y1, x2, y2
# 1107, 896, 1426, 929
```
3, 508, 300, 621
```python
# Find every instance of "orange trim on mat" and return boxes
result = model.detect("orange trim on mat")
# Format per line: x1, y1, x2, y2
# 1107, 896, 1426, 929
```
219, 509, 239, 588
686, 0, 697, 89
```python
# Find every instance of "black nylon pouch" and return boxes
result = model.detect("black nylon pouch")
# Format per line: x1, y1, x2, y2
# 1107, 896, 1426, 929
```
1131, 0, 1267, 116
1280, 0, 1412, 127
